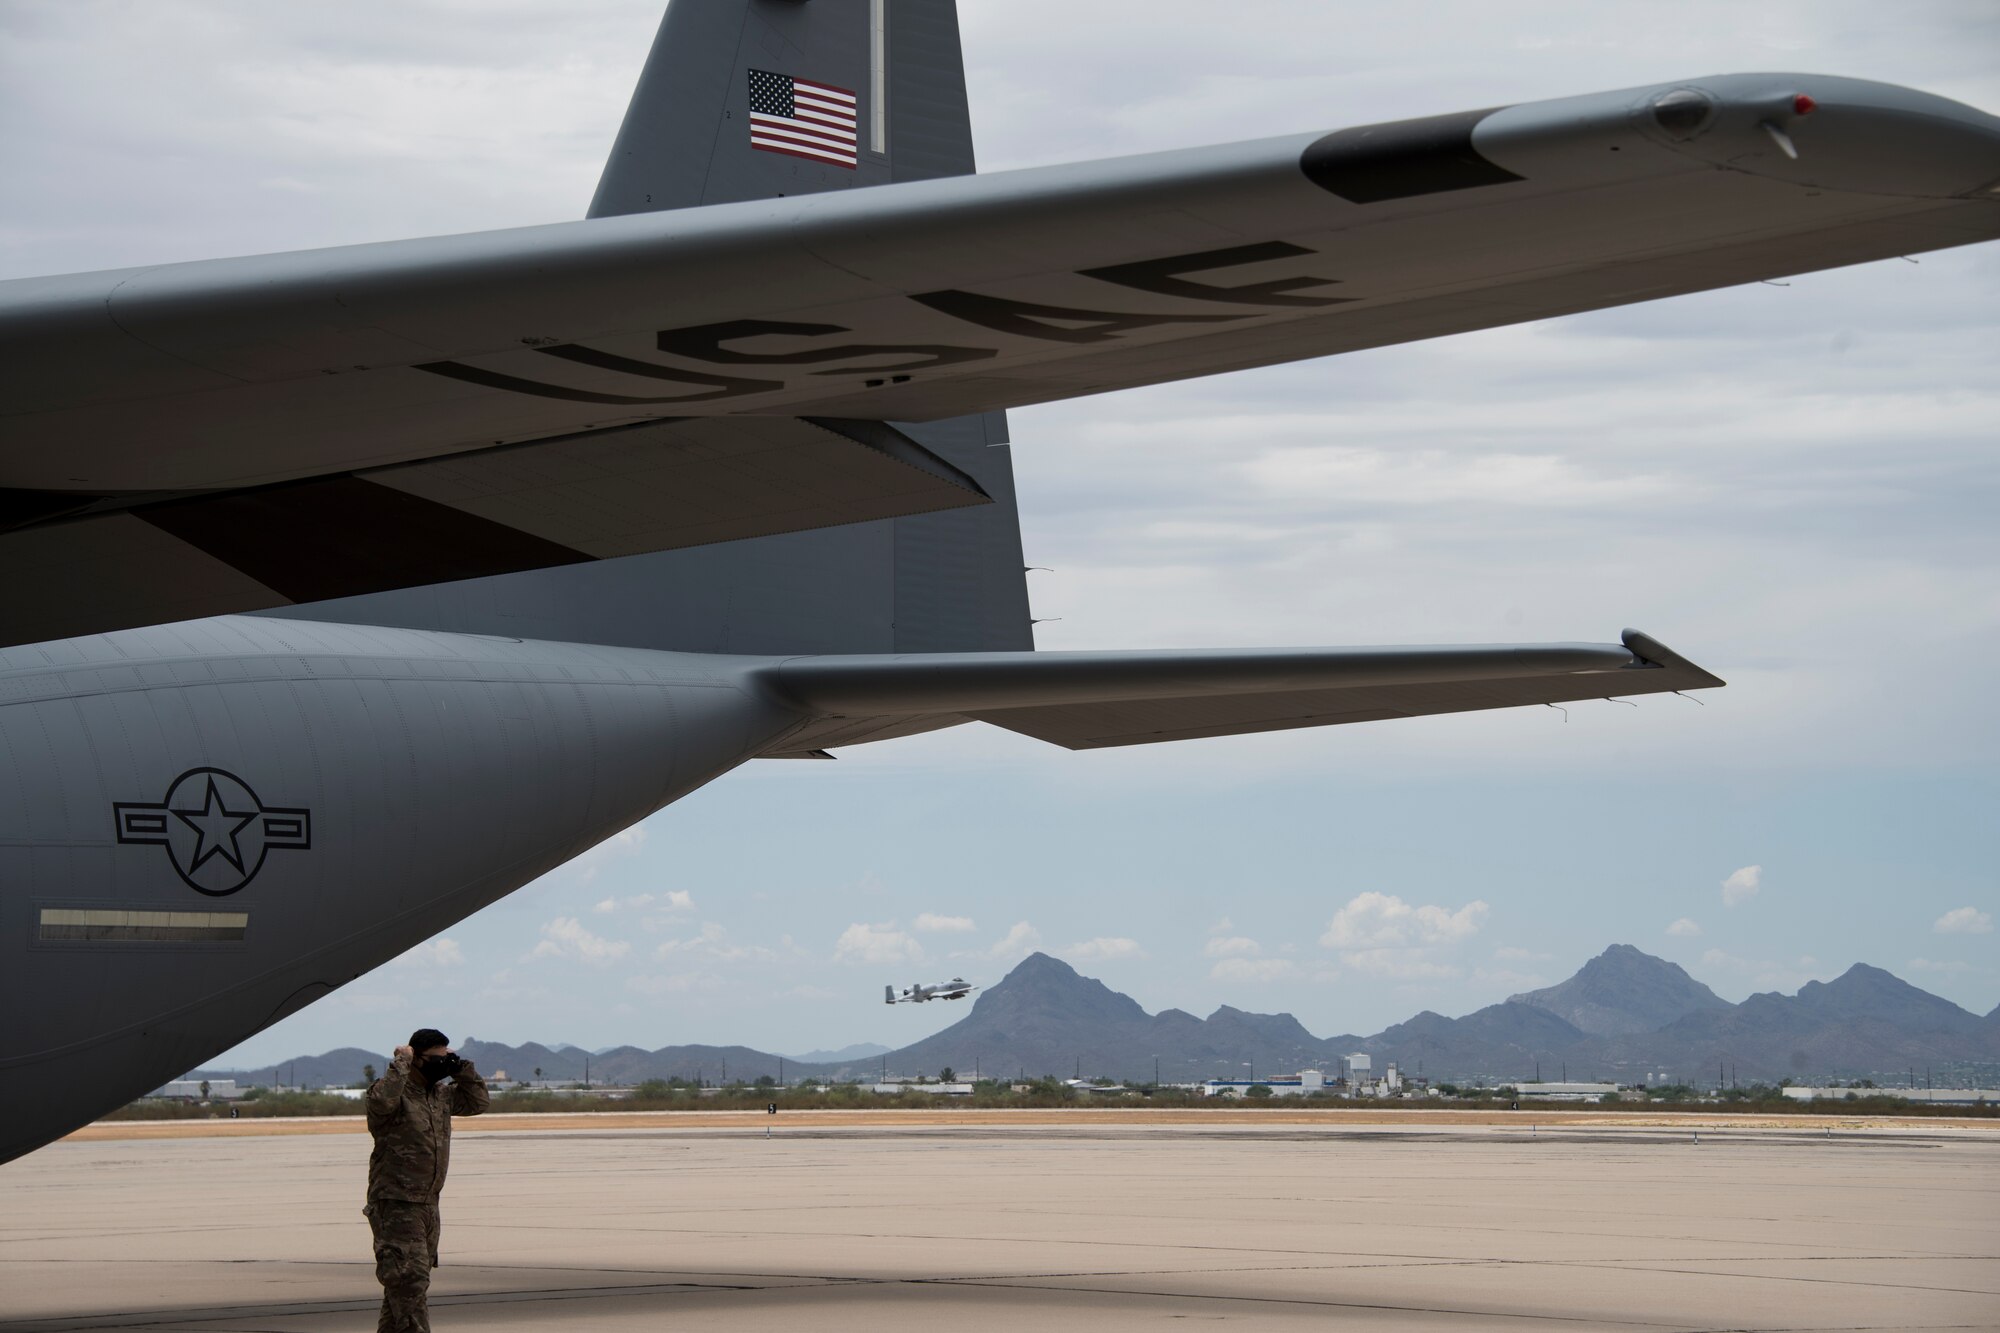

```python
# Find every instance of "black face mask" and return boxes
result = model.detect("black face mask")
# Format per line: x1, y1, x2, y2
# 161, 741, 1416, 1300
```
420, 1053, 463, 1082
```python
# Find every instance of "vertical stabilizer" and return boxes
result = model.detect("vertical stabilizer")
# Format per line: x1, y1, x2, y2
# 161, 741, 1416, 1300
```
590, 0, 979, 211
267, 0, 1032, 657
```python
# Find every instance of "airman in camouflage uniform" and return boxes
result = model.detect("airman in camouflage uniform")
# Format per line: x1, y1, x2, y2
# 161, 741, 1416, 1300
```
365, 1028, 488, 1333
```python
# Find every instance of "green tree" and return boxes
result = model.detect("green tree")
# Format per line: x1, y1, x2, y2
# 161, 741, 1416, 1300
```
938, 1067, 956, 1083
363, 1063, 376, 1086
199, 1080, 210, 1100
1245, 1084, 1274, 1100
533, 1067, 543, 1084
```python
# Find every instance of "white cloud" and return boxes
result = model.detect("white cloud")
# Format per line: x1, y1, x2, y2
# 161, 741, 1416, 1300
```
1906, 957, 1971, 975
655, 923, 776, 964
390, 937, 463, 967
1721, 865, 1762, 907
1933, 906, 1992, 935
595, 890, 691, 915
529, 917, 629, 966
1210, 957, 1298, 983
1206, 917, 1234, 936
1066, 937, 1145, 961
913, 913, 976, 933
1492, 945, 1550, 962
1204, 936, 1262, 958
968, 921, 1041, 962
833, 921, 925, 966
1418, 902, 1489, 942
1320, 892, 1489, 949
1666, 918, 1702, 938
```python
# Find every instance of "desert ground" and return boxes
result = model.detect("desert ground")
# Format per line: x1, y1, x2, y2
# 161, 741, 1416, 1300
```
3, 1110, 1995, 1330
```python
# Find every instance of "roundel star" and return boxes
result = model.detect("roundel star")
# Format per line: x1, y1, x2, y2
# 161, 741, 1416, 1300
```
171, 775, 259, 875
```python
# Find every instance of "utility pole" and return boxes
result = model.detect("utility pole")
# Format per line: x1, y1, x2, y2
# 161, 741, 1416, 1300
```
778, 1057, 784, 1086
584, 1054, 590, 1089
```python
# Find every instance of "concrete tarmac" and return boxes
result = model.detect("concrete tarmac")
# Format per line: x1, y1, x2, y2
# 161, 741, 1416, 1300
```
2, 1115, 1995, 1330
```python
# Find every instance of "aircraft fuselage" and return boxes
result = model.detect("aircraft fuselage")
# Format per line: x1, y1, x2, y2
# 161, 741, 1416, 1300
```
0, 615, 800, 1162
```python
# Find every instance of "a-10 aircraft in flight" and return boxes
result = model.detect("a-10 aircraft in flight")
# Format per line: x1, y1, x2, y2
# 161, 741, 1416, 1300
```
888, 979, 979, 1005
0, 0, 1995, 1164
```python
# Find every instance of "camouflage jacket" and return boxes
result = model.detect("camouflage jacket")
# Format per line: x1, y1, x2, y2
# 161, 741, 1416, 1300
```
365, 1053, 489, 1202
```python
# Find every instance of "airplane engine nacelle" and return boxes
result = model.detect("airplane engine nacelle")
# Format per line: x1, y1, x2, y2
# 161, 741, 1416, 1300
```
0, 616, 800, 1162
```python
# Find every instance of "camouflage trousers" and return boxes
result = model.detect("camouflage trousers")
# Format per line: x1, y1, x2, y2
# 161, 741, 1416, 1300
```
365, 1199, 441, 1333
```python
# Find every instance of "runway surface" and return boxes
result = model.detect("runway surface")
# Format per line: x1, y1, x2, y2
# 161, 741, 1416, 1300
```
3, 1115, 1995, 1330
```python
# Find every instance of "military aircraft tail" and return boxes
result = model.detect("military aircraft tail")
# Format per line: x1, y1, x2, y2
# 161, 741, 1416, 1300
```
260, 0, 1032, 657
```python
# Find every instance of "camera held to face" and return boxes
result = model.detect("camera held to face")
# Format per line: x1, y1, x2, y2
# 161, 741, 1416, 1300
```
421, 1052, 464, 1081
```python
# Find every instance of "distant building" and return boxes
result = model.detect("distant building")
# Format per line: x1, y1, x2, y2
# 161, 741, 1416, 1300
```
150, 1080, 241, 1100
1782, 1086, 1998, 1105
1201, 1070, 1328, 1098
1516, 1082, 1620, 1101
872, 1080, 973, 1096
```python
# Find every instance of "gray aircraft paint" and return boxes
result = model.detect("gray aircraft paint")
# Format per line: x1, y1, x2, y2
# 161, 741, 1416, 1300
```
0, 0, 1994, 1163
3, 71, 1996, 648
0, 616, 798, 1162
4, 76, 1994, 493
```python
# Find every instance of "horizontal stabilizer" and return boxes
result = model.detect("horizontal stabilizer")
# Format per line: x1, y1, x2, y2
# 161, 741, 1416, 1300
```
761, 630, 1722, 750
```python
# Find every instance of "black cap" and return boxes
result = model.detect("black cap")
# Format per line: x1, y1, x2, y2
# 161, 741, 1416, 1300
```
408, 1028, 449, 1052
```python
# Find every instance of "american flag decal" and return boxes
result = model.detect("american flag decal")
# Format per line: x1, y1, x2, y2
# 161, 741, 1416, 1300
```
748, 69, 859, 168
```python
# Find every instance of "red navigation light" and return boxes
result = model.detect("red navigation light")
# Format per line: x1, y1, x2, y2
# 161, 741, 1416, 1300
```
1793, 94, 1818, 116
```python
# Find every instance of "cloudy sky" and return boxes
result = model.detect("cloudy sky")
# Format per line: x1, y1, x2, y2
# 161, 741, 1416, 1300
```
4, 1, 1994, 1066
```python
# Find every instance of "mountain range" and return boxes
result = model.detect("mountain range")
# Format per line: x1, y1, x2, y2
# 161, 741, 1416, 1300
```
197, 946, 2000, 1089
